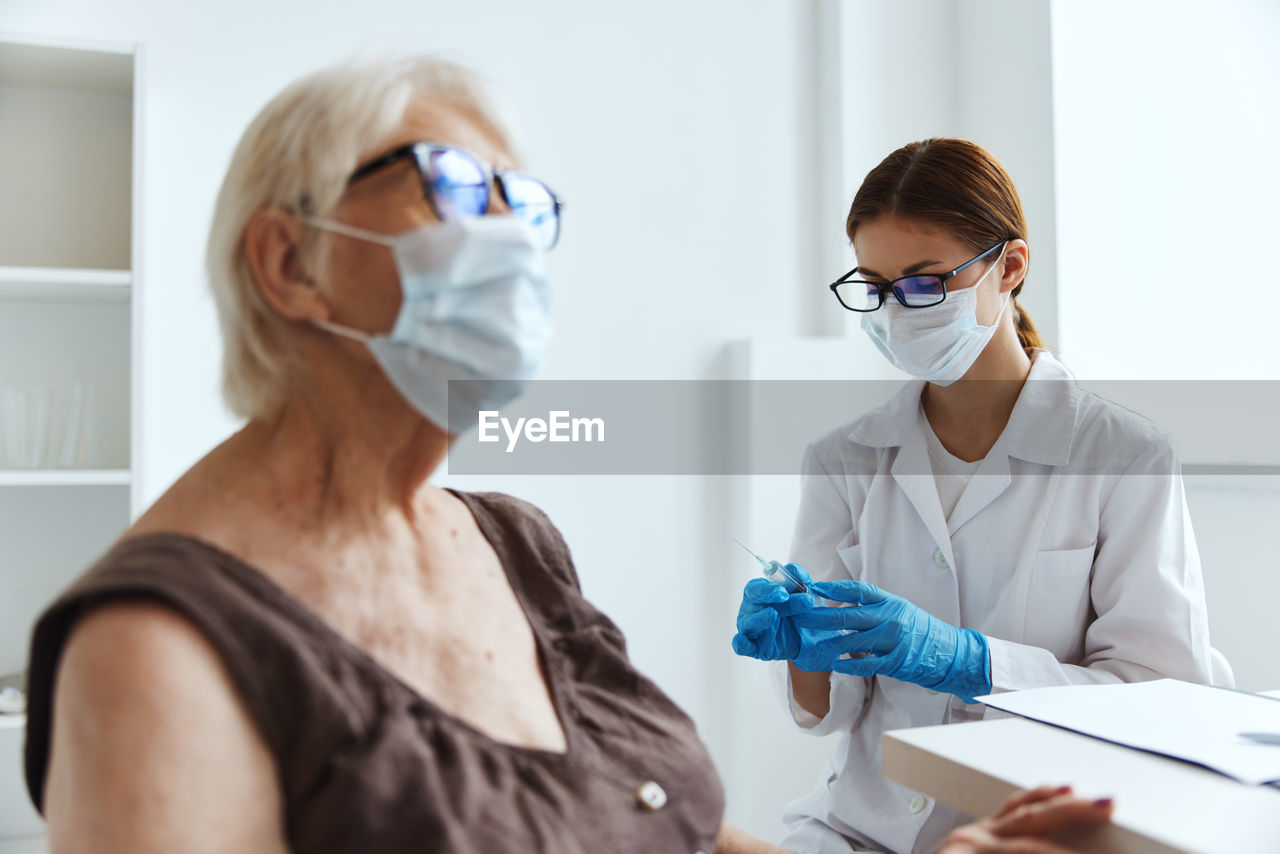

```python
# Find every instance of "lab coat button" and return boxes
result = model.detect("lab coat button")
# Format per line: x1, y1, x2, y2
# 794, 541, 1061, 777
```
908, 795, 928, 814
636, 780, 667, 811
933, 549, 949, 569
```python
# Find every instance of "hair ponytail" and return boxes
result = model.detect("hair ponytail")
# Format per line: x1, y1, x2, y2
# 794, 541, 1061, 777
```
1012, 296, 1043, 351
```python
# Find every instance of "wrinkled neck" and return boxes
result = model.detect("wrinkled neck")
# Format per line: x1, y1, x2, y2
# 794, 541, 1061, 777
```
241, 376, 450, 528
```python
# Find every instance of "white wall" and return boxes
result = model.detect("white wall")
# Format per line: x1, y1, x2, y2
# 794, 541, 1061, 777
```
1051, 0, 1280, 690
1051, 0, 1280, 380
1184, 476, 1280, 691
955, 0, 1059, 348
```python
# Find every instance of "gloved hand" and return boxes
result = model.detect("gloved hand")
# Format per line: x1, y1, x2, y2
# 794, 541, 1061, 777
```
796, 580, 991, 703
730, 565, 837, 672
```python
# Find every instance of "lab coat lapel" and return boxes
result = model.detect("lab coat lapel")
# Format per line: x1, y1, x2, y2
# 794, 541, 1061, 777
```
946, 452, 1011, 535
944, 350, 1078, 536
891, 434, 957, 572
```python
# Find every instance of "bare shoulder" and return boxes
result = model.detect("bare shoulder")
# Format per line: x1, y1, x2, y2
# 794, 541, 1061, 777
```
58, 599, 232, 701
46, 601, 288, 853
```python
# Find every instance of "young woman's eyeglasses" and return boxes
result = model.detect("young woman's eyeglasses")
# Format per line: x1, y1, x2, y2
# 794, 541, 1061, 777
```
829, 241, 1007, 312
348, 141, 564, 250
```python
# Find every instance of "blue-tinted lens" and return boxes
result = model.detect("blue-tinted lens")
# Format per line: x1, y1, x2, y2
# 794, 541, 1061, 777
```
427, 147, 488, 220
500, 172, 560, 249
893, 275, 946, 307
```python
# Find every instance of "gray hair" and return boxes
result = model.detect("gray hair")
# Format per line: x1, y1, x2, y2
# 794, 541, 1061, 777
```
206, 55, 520, 419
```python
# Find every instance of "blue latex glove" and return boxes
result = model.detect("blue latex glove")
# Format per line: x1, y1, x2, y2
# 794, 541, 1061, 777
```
731, 565, 836, 672
797, 580, 992, 703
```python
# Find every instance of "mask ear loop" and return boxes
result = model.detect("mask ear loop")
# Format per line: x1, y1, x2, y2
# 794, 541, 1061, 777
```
303, 217, 397, 246
976, 246, 1013, 329
301, 218, 396, 341
989, 291, 1013, 329
312, 318, 372, 342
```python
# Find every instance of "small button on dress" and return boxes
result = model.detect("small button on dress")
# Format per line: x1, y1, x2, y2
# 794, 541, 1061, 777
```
636, 780, 667, 811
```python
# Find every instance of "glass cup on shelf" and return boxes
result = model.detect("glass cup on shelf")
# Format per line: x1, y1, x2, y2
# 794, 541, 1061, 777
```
0, 671, 25, 715
56, 380, 98, 469
1, 386, 54, 469
0, 387, 18, 467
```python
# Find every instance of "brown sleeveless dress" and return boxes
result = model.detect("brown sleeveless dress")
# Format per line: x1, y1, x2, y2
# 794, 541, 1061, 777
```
23, 490, 724, 853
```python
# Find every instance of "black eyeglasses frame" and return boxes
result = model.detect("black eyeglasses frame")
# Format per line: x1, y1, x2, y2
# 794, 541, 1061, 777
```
828, 240, 1008, 312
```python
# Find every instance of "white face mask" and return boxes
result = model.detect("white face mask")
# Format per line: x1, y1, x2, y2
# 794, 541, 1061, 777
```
307, 216, 552, 435
860, 253, 1009, 386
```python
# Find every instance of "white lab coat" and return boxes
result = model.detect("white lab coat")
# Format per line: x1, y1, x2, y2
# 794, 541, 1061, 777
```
774, 351, 1219, 854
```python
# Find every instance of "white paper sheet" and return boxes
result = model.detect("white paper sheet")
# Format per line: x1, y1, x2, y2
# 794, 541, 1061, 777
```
976, 679, 1280, 785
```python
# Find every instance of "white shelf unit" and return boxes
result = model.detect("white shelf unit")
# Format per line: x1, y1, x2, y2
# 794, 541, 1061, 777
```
0, 34, 141, 848
0, 470, 132, 487
0, 267, 130, 302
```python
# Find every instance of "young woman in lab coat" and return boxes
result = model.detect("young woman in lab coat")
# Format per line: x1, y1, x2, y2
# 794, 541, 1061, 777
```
732, 138, 1220, 854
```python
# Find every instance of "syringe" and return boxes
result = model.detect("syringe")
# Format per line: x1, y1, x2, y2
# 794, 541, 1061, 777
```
731, 537, 809, 596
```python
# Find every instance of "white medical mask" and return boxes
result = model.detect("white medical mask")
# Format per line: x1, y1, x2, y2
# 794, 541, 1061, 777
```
307, 216, 551, 435
860, 253, 1009, 386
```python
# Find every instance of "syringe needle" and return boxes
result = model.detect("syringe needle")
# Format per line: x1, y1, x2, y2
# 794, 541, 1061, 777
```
730, 536, 768, 566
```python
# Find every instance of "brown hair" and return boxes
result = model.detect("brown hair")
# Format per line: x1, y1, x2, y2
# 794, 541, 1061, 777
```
846, 138, 1043, 351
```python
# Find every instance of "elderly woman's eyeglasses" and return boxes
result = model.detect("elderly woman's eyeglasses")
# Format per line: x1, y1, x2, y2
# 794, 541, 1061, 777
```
829, 241, 1007, 312
348, 142, 564, 250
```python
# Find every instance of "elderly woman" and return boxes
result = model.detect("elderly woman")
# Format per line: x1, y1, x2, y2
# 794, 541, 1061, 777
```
21, 56, 1109, 853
